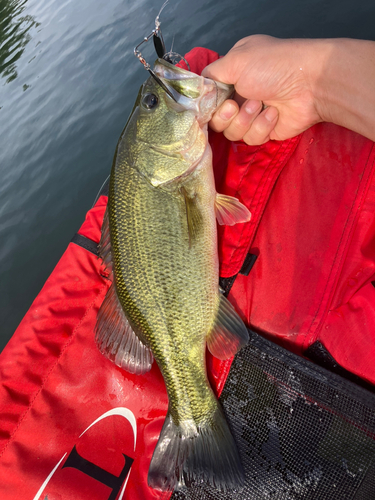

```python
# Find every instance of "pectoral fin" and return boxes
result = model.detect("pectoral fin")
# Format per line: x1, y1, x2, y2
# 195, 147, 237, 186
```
95, 284, 154, 374
206, 293, 249, 360
181, 186, 203, 247
215, 193, 251, 226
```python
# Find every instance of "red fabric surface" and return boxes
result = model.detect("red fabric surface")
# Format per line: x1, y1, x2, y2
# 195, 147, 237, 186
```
224, 124, 375, 384
0, 195, 173, 500
0, 46, 375, 499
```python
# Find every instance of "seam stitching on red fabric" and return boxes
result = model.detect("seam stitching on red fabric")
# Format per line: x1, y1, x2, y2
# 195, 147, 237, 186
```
238, 137, 299, 268
236, 145, 282, 260
221, 141, 280, 275
302, 143, 375, 350
0, 276, 108, 460
224, 136, 301, 274
222, 144, 261, 269
250, 137, 299, 227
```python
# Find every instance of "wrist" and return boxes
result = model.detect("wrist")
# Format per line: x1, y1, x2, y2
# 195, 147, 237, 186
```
311, 39, 347, 125
299, 39, 335, 124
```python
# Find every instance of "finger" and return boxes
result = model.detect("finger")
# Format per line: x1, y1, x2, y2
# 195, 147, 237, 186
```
201, 58, 232, 83
242, 106, 279, 145
222, 100, 262, 142
209, 100, 239, 133
201, 51, 241, 85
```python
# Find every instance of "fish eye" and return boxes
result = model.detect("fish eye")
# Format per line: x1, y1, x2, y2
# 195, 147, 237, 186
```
142, 93, 159, 110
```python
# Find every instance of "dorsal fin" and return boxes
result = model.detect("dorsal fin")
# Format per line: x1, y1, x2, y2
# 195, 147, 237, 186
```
215, 193, 251, 226
98, 208, 113, 274
95, 284, 154, 374
206, 293, 249, 360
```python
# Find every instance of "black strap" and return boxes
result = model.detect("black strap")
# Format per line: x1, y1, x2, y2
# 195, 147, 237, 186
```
239, 253, 258, 276
219, 253, 258, 297
70, 234, 99, 256
304, 340, 375, 393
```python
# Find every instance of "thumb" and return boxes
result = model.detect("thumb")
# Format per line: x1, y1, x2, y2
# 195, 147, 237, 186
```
201, 53, 240, 85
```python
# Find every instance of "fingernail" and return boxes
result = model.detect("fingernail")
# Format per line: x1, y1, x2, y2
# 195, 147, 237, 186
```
264, 106, 278, 122
219, 102, 236, 121
244, 100, 261, 114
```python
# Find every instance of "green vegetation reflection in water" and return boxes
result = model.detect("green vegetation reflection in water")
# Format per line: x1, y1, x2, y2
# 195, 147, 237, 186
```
0, 0, 39, 84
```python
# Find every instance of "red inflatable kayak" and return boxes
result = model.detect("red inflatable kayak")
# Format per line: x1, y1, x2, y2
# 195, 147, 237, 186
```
1, 47, 375, 500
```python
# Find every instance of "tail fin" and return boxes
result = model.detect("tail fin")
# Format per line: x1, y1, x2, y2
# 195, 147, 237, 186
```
148, 405, 244, 492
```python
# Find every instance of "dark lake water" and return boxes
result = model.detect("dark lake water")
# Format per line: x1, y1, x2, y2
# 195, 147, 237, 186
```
1, 0, 375, 351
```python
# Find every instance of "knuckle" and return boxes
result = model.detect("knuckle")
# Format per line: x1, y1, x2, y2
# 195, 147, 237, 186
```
210, 111, 234, 133
254, 115, 275, 136
209, 117, 225, 133
243, 120, 272, 146
223, 128, 241, 142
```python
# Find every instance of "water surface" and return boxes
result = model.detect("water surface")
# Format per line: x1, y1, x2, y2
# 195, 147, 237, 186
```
1, 0, 374, 350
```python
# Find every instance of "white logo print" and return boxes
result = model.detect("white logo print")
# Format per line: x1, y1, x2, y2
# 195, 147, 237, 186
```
32, 407, 137, 500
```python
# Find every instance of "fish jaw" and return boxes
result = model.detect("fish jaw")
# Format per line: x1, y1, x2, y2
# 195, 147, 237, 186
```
153, 58, 233, 124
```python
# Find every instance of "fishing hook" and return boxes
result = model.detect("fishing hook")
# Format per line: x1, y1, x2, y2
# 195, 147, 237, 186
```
134, 0, 169, 69
133, 1, 177, 102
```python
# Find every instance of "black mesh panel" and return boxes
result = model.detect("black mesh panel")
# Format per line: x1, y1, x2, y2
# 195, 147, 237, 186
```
171, 330, 375, 500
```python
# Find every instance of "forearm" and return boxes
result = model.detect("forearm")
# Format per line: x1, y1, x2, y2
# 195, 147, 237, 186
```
312, 38, 375, 141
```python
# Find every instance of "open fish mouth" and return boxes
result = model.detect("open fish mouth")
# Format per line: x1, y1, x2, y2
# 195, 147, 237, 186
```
153, 58, 233, 119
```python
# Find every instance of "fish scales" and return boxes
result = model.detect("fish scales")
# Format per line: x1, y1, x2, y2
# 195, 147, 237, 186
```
109, 142, 218, 424
96, 58, 251, 492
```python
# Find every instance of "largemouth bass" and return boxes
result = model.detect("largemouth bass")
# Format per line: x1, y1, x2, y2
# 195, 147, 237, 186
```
95, 58, 251, 492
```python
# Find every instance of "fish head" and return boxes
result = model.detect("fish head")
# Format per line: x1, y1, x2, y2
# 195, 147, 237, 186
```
129, 59, 233, 187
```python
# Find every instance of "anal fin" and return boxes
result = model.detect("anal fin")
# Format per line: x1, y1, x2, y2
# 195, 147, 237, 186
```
215, 193, 251, 226
95, 284, 153, 374
207, 293, 249, 360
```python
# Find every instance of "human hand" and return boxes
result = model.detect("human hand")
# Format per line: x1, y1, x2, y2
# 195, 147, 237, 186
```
202, 35, 324, 145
